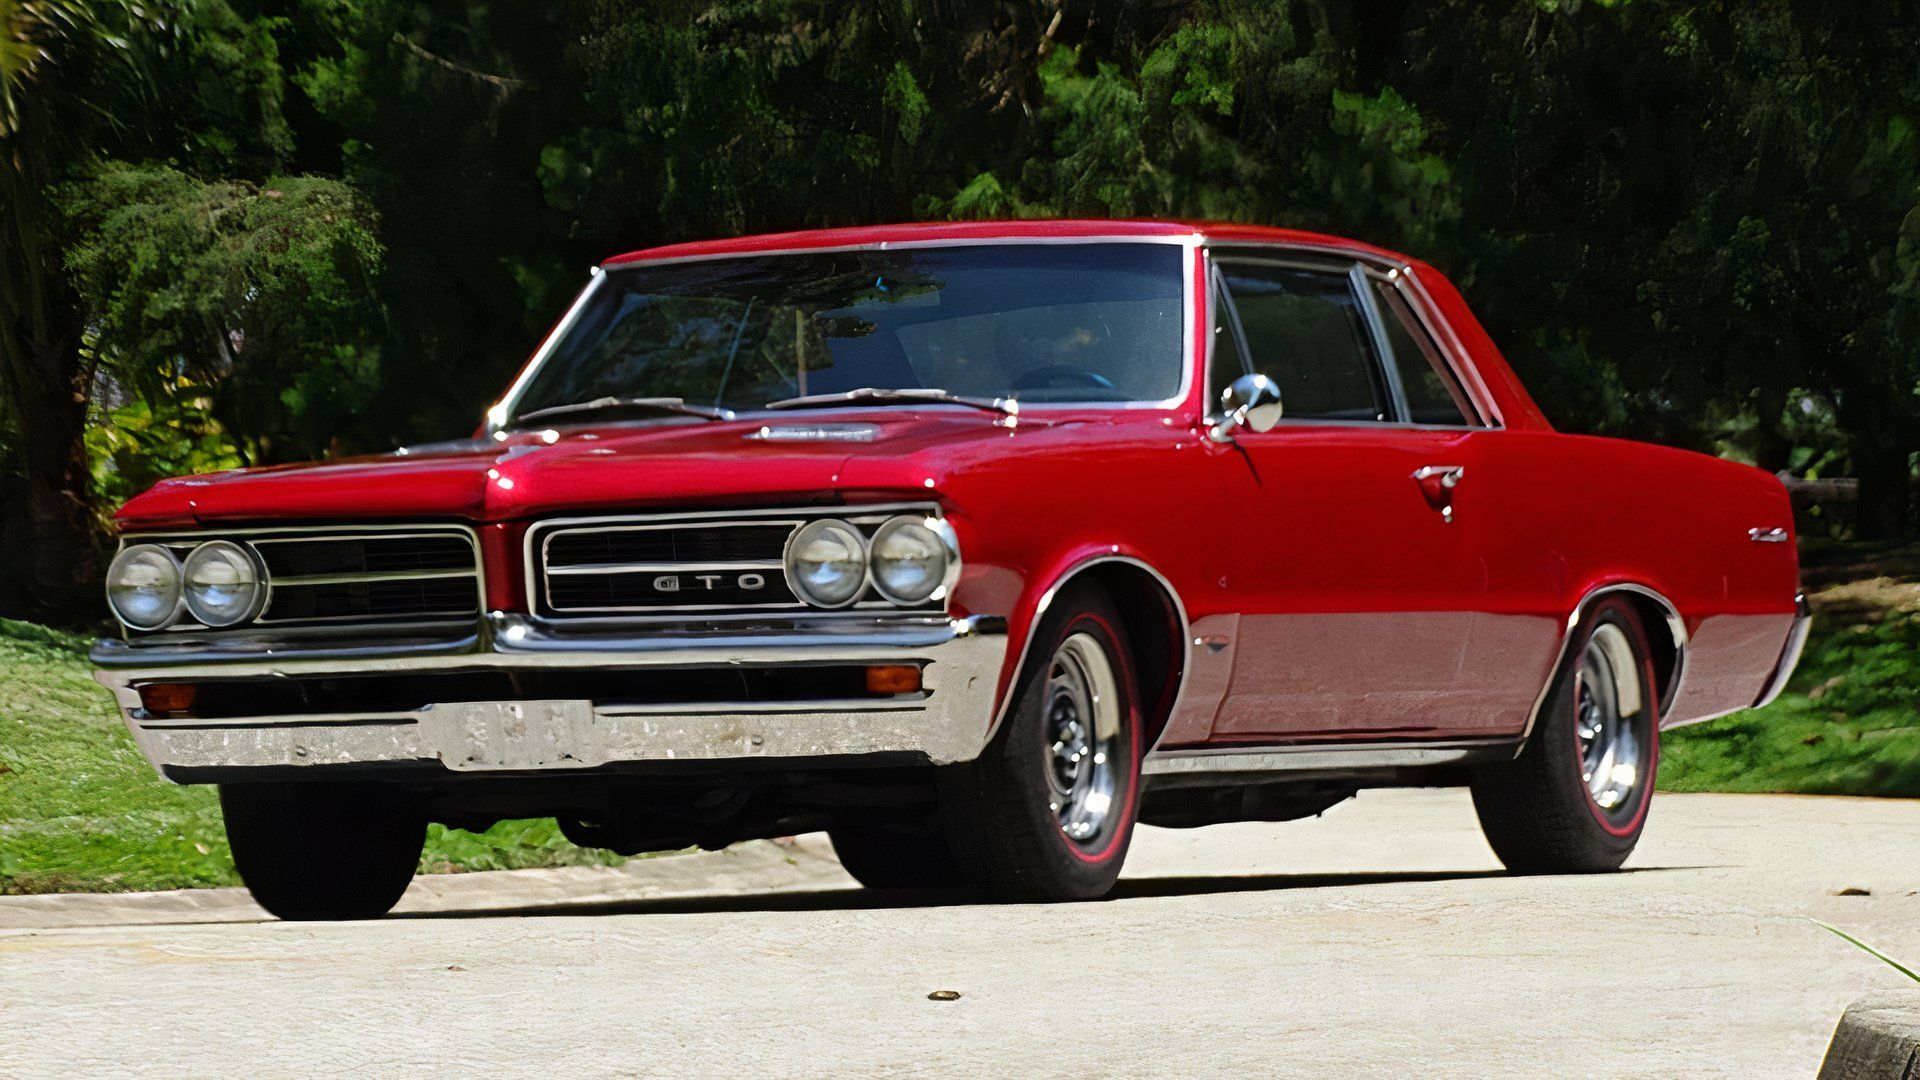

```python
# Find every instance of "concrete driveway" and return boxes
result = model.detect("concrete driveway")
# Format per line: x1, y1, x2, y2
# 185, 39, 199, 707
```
1, 789, 1915, 1077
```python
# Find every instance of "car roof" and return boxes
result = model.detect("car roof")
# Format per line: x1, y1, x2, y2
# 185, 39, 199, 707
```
600, 219, 1415, 268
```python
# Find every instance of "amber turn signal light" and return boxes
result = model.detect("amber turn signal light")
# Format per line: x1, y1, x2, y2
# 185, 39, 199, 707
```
865, 665, 922, 695
137, 682, 197, 714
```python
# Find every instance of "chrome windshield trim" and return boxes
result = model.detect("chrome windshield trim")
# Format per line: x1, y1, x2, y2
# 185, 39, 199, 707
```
486, 267, 608, 435
488, 236, 1200, 427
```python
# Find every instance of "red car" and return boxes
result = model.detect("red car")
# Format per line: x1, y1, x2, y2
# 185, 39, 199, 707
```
94, 220, 1808, 919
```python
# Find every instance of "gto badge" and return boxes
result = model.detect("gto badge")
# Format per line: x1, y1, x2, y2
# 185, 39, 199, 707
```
652, 573, 767, 592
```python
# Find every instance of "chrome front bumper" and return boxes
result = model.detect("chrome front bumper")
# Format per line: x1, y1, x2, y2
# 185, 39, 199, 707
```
92, 613, 1009, 780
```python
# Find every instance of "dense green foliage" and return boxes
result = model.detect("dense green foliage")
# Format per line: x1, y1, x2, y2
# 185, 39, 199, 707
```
0, 618, 624, 893
3, 1, 1919, 621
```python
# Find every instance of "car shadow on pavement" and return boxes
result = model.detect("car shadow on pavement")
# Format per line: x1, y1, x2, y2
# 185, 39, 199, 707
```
393, 865, 1698, 921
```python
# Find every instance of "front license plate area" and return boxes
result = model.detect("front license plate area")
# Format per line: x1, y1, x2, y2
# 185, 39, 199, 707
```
424, 700, 605, 771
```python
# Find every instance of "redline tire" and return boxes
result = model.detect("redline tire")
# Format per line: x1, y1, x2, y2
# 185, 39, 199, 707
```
220, 782, 426, 921
936, 582, 1144, 900
1470, 597, 1660, 874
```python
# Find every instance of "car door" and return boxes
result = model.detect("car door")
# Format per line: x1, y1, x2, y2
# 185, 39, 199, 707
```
1202, 252, 1503, 740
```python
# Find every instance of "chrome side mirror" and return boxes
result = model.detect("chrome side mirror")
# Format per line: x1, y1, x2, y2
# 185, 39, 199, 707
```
1209, 373, 1284, 443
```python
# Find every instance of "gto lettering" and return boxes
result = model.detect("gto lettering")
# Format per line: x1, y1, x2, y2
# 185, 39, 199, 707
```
650, 573, 767, 593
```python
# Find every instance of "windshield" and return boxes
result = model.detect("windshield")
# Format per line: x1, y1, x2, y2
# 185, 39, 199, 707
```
505, 243, 1186, 424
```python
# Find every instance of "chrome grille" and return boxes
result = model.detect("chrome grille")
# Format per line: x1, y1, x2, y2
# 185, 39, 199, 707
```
529, 506, 943, 618
254, 530, 481, 625
120, 526, 482, 632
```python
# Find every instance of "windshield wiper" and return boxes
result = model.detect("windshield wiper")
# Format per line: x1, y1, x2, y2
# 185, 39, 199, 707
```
513, 396, 736, 426
764, 388, 1017, 417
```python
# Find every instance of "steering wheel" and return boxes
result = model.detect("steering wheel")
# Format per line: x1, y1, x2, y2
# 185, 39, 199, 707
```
1010, 366, 1117, 392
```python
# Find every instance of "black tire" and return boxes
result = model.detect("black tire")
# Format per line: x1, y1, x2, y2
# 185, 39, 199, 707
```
220, 782, 427, 921
937, 582, 1144, 900
1470, 598, 1661, 874
827, 820, 964, 890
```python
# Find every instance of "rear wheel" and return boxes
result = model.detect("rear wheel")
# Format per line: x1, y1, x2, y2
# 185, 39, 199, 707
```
220, 782, 426, 920
937, 583, 1143, 900
1470, 598, 1660, 873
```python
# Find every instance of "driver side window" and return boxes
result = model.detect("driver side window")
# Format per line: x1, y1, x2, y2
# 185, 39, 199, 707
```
1215, 260, 1389, 423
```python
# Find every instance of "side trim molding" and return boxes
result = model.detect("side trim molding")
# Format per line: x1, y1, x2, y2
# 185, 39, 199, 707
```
1143, 738, 1520, 778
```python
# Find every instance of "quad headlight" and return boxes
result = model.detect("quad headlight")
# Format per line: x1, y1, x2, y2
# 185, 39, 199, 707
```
181, 540, 264, 627
868, 516, 956, 604
107, 539, 266, 630
783, 514, 959, 609
105, 544, 184, 630
783, 519, 869, 608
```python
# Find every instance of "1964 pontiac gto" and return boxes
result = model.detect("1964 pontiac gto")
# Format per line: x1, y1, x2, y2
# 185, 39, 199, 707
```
93, 220, 1808, 919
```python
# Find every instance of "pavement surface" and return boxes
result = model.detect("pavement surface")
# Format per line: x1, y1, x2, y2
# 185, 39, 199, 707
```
1, 789, 1916, 1078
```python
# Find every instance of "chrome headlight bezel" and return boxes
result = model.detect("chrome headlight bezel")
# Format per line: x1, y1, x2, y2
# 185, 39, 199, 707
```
180, 540, 267, 628
782, 518, 871, 609
867, 515, 959, 605
105, 544, 185, 631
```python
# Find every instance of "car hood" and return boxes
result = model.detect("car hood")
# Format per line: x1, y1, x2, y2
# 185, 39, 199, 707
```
113, 412, 1075, 528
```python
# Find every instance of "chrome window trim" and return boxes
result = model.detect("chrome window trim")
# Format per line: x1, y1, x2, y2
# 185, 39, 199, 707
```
486, 235, 1202, 432
1390, 264, 1505, 428
1204, 251, 1398, 425
525, 502, 951, 620
112, 523, 485, 640
1350, 263, 1411, 423
1202, 241, 1504, 430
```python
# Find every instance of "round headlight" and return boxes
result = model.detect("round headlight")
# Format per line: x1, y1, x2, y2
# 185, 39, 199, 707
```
106, 544, 183, 630
182, 541, 264, 627
784, 519, 868, 608
869, 516, 954, 605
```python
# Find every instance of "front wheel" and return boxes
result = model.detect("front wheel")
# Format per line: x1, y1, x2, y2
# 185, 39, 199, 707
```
220, 782, 427, 920
937, 582, 1144, 900
1470, 597, 1660, 874
827, 819, 964, 890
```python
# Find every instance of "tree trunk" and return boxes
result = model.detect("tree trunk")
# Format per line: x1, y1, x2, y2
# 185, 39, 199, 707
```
0, 134, 102, 624
1854, 440, 1915, 542
1752, 386, 1793, 476
1839, 384, 1917, 542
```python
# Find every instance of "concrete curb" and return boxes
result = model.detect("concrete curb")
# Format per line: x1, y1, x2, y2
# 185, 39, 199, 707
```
1819, 992, 1920, 1079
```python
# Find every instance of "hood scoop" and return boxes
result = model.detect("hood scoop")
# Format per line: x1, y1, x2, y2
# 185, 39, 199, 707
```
745, 423, 881, 443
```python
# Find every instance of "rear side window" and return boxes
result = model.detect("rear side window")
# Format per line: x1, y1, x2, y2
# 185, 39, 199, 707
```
1371, 279, 1477, 426
1216, 263, 1386, 422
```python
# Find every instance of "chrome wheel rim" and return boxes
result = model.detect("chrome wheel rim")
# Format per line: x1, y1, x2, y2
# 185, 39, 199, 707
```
1575, 623, 1644, 814
1044, 632, 1123, 844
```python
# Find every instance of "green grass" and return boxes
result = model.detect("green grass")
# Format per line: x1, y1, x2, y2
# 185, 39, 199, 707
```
0, 619, 620, 895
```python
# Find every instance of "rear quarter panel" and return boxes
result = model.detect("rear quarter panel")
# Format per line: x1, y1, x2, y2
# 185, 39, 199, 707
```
1469, 428, 1801, 727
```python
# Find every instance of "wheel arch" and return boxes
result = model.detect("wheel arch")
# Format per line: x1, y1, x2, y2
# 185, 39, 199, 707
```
989, 555, 1190, 753
1525, 582, 1687, 740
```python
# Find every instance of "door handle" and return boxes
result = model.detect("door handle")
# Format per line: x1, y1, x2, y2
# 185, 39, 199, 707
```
1412, 465, 1466, 523
1747, 526, 1789, 543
